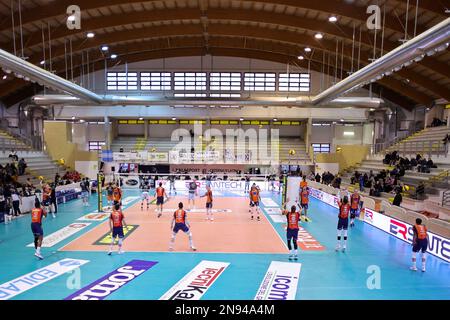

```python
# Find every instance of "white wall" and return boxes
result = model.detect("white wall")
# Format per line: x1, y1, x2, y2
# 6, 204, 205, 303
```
71, 122, 108, 150
117, 124, 145, 136
333, 125, 364, 145
311, 125, 333, 144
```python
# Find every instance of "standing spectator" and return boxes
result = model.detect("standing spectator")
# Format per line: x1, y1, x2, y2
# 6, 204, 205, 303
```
54, 173, 61, 186
392, 189, 403, 207
50, 185, 58, 214
18, 158, 27, 176
11, 189, 22, 217
315, 173, 321, 183
359, 174, 365, 192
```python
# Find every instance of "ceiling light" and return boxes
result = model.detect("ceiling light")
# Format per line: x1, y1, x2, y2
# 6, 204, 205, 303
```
138, 117, 143, 120
110, 54, 118, 59
370, 108, 375, 112
298, 55, 304, 60
71, 116, 75, 120
240, 118, 244, 121
79, 119, 85, 123
273, 118, 278, 121
172, 117, 177, 121
2, 75, 6, 80
24, 77, 30, 81
4, 69, 11, 74
40, 60, 45, 65
67, 15, 76, 22
86, 32, 95, 38
304, 47, 312, 52
315, 33, 323, 39
101, 45, 109, 51
340, 119, 344, 122
328, 16, 338, 22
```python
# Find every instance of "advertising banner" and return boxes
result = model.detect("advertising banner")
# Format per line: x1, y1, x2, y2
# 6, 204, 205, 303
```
160, 260, 229, 300
0, 259, 89, 300
64, 260, 157, 300
254, 261, 301, 300
26, 223, 91, 248
364, 208, 450, 263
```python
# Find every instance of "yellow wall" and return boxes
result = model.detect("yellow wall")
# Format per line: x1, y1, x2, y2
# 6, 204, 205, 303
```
43, 121, 98, 170
315, 145, 369, 173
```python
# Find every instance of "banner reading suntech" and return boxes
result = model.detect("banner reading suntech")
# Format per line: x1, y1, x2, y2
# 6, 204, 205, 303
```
0, 259, 89, 300
254, 261, 301, 300
64, 260, 157, 300
364, 208, 450, 263
159, 260, 229, 300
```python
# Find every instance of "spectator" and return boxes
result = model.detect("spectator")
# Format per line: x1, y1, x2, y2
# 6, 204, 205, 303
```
426, 158, 437, 168
359, 174, 365, 192
18, 158, 27, 176
11, 189, 21, 217
50, 185, 58, 214
315, 173, 321, 183
54, 173, 61, 185
392, 189, 403, 206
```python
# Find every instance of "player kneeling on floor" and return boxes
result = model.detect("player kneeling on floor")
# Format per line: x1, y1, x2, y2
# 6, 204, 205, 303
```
411, 218, 428, 272
108, 203, 127, 255
169, 202, 196, 252
283, 204, 302, 261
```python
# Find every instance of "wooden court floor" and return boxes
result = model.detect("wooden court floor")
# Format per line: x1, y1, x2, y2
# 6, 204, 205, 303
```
61, 196, 288, 253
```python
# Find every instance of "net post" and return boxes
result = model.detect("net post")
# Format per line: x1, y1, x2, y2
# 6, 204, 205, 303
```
97, 172, 103, 212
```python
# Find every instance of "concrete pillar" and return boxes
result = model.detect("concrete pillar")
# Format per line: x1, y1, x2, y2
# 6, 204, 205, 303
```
305, 118, 312, 152
104, 115, 111, 149
144, 120, 148, 139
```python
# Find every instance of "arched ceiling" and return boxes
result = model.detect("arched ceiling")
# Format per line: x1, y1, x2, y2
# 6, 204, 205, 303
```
0, 0, 448, 109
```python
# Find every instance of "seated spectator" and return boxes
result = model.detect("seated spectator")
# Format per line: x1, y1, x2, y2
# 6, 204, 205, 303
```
410, 157, 418, 167
426, 158, 437, 168
383, 153, 391, 165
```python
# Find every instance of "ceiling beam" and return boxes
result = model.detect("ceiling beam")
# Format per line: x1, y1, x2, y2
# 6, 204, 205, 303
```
0, 0, 432, 37
1, 23, 442, 102
1, 44, 430, 109
3, 7, 447, 80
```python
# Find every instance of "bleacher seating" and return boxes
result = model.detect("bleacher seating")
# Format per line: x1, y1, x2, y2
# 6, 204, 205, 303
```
385, 126, 450, 156
0, 151, 66, 185
0, 129, 32, 151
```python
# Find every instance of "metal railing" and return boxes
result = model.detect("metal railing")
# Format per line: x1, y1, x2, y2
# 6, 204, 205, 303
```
372, 139, 447, 158
441, 189, 450, 207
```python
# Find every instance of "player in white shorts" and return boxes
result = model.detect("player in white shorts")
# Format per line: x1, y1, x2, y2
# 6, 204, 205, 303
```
141, 181, 151, 211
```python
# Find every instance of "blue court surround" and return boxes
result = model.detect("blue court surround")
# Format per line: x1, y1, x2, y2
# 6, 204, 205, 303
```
0, 189, 449, 300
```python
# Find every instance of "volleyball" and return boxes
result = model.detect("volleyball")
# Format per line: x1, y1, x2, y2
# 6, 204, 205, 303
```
58, 158, 65, 165
289, 149, 296, 155
151, 147, 156, 152
38, 176, 43, 180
